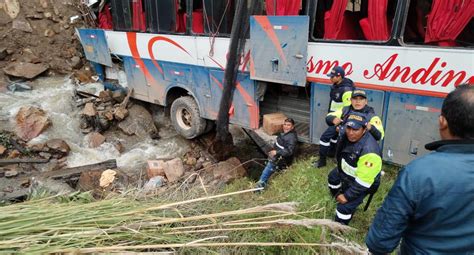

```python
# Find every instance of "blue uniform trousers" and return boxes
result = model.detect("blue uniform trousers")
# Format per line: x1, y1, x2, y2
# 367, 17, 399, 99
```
328, 168, 367, 225
319, 126, 338, 157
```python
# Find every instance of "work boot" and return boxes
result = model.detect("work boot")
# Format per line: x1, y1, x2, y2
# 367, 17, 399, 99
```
314, 156, 327, 168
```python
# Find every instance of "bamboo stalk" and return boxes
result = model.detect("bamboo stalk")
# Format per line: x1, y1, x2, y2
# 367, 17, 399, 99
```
118, 188, 262, 216
64, 242, 359, 253
164, 226, 270, 235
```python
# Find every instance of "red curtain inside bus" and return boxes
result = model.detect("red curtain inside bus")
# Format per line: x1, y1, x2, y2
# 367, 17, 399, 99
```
265, 0, 300, 15
359, 0, 390, 41
99, 4, 113, 30
323, 0, 359, 40
132, 0, 146, 32
425, 0, 474, 46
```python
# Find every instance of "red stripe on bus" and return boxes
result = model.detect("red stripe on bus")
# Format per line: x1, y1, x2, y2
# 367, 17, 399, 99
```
307, 77, 448, 98
254, 16, 288, 66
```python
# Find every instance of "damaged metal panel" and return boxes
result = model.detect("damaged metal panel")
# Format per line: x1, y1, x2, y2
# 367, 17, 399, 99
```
383, 93, 443, 165
250, 16, 309, 86
76, 29, 113, 67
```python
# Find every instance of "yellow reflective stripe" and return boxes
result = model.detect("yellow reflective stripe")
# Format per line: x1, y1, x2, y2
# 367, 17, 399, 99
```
327, 108, 343, 118
341, 158, 357, 177
356, 153, 382, 186
330, 101, 344, 112
342, 91, 352, 107
370, 116, 385, 140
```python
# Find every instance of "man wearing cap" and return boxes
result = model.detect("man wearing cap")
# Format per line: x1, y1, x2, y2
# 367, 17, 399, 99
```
327, 89, 384, 141
327, 113, 382, 225
366, 84, 474, 254
315, 66, 355, 168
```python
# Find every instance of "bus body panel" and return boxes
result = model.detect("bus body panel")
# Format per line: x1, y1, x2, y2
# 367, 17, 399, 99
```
250, 16, 309, 86
77, 26, 473, 165
383, 93, 444, 165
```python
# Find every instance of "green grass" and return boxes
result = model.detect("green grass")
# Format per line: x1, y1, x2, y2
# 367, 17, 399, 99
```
216, 156, 400, 254
0, 156, 399, 254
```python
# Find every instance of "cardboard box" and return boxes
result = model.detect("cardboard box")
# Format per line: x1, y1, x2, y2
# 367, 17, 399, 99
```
263, 113, 287, 135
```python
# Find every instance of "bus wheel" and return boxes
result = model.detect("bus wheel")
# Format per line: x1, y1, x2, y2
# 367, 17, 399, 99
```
170, 96, 206, 139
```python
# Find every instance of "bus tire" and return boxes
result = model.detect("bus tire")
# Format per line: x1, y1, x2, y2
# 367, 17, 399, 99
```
170, 96, 206, 139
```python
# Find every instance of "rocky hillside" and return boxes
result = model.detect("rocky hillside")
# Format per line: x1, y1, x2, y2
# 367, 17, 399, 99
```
0, 0, 88, 87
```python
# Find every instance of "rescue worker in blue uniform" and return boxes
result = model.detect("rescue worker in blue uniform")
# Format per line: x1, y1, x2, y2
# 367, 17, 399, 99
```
326, 90, 384, 141
256, 118, 298, 191
328, 113, 382, 225
315, 66, 355, 168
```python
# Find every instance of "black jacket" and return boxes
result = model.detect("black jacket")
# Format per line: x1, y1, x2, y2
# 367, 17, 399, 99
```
273, 129, 298, 168
330, 78, 355, 103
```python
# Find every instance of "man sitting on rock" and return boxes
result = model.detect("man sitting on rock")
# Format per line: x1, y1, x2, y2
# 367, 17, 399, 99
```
255, 118, 298, 191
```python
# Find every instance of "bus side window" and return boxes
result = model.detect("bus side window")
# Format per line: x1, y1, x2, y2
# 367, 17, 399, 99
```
202, 0, 235, 35
144, 0, 178, 33
110, 0, 133, 31
403, 0, 473, 47
311, 0, 398, 42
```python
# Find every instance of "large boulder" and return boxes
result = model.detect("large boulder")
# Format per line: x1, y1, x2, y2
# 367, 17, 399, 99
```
15, 106, 52, 141
45, 139, 70, 156
162, 158, 185, 183
118, 104, 159, 138
212, 157, 247, 184
85, 132, 106, 148
3, 62, 48, 79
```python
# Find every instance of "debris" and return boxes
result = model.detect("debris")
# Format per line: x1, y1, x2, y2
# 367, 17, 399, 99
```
29, 176, 74, 196
7, 150, 20, 159
15, 106, 52, 141
82, 102, 97, 117
0, 145, 6, 155
5, 169, 18, 178
112, 140, 124, 153
12, 19, 33, 33
7, 81, 32, 92
45, 139, 70, 156
163, 158, 185, 183
0, 158, 49, 166
117, 104, 159, 138
99, 169, 117, 188
3, 62, 48, 79
85, 132, 106, 148
39, 159, 117, 181
4, 0, 20, 19
212, 157, 247, 184
0, 48, 7, 60
147, 160, 166, 179
143, 176, 166, 191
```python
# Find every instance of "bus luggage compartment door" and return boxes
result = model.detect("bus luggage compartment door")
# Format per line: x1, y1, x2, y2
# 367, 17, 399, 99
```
383, 93, 444, 165
250, 16, 309, 87
77, 29, 113, 67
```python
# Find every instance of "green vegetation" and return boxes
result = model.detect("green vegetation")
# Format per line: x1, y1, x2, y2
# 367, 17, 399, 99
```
222, 157, 399, 253
0, 157, 399, 254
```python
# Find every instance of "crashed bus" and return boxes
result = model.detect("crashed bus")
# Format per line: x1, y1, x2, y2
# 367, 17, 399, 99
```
77, 0, 473, 165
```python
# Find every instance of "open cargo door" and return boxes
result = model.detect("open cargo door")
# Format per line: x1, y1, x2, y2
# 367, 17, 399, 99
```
250, 16, 309, 86
76, 29, 113, 67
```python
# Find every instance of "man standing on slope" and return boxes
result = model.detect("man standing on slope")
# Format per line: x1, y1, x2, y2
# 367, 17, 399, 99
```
366, 84, 474, 254
315, 66, 355, 168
